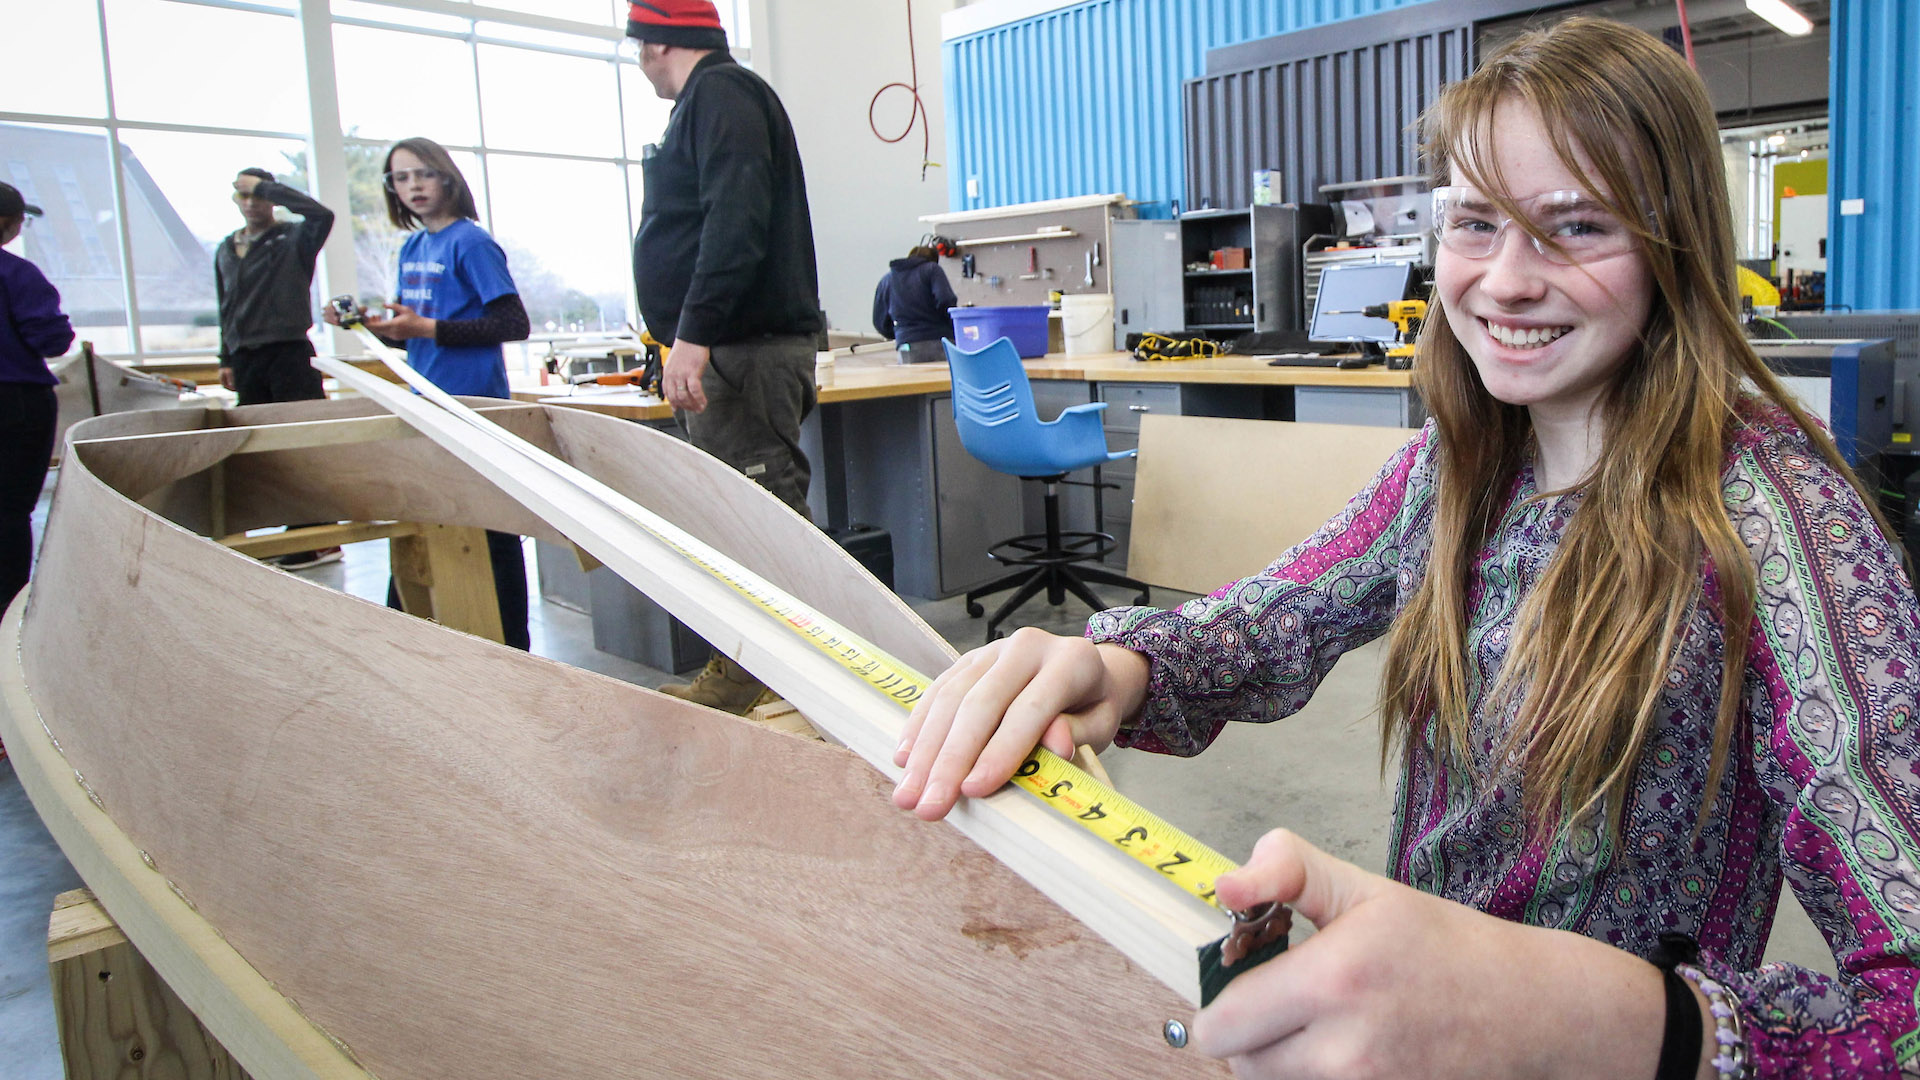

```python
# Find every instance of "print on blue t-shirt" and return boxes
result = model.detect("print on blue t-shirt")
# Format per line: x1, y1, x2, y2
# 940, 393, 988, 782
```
394, 219, 517, 399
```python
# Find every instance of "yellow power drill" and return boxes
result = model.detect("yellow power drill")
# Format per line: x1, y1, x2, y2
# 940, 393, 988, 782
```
1324, 299, 1427, 369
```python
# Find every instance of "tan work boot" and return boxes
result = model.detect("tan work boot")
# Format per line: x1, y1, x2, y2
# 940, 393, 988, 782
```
657, 655, 778, 715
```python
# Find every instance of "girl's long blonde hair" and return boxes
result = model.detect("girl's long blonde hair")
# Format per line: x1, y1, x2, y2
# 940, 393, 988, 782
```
1380, 17, 1896, 833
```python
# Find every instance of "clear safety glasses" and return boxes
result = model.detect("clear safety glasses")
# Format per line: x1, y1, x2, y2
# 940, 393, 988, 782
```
1431, 186, 1641, 265
383, 167, 444, 192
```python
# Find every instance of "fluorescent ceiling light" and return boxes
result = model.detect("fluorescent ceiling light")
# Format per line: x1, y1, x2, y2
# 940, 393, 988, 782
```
1746, 0, 1814, 36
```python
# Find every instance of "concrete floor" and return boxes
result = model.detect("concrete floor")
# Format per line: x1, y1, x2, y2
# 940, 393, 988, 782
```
0, 485, 1835, 1077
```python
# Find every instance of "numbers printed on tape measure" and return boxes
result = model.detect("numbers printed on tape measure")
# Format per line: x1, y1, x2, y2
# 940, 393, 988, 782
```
1006, 746, 1233, 909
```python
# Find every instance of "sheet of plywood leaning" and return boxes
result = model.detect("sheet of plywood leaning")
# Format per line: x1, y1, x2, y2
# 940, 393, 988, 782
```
1127, 414, 1421, 595
4, 396, 1230, 1080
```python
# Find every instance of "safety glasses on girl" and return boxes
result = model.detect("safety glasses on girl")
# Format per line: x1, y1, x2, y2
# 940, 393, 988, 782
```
383, 167, 443, 191
1431, 186, 1640, 265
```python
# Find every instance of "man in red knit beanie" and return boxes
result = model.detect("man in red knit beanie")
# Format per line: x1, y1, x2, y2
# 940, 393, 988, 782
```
625, 0, 826, 713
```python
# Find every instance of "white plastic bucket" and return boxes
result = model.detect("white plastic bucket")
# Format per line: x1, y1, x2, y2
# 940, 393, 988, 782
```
1060, 292, 1116, 356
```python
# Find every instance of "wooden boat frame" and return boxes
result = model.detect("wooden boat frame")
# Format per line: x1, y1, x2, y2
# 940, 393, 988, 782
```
2, 378, 1227, 1079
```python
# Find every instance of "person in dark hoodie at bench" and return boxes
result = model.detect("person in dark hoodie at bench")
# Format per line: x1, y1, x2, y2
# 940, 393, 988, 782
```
872, 243, 957, 364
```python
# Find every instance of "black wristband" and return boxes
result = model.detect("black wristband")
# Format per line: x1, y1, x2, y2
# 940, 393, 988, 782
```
1655, 964, 1704, 1080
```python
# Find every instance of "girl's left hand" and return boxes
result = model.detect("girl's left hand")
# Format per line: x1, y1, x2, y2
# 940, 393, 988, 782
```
1193, 829, 1672, 1080
363, 302, 435, 341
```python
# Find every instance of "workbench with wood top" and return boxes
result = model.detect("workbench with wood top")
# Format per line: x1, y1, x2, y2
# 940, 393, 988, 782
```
521, 346, 1422, 666
513, 347, 1415, 421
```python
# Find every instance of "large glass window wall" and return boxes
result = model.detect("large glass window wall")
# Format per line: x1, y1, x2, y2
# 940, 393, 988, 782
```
0, 0, 749, 367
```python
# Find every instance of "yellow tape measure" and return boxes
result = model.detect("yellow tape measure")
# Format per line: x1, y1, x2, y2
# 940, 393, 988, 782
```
675, 523, 1239, 910
339, 317, 1238, 912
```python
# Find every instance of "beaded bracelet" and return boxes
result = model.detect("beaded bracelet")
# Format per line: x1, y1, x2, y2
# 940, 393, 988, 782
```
1678, 964, 1749, 1079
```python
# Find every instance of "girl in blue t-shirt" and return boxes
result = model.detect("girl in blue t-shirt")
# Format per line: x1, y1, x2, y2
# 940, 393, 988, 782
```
323, 137, 532, 649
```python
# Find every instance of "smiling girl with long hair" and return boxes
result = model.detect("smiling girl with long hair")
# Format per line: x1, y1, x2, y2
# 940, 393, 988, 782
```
892, 17, 1920, 1078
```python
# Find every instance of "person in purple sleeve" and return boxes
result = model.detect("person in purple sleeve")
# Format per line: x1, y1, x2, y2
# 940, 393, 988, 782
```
0, 182, 74, 614
893, 18, 1920, 1080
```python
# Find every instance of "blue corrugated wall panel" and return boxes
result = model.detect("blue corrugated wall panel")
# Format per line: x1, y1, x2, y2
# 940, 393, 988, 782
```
1830, 0, 1920, 310
943, 0, 1436, 213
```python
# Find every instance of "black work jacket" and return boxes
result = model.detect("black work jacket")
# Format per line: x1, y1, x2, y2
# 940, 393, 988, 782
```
214, 181, 333, 359
633, 51, 823, 346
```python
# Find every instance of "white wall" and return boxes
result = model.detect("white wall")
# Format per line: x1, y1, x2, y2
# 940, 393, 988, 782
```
753, 0, 955, 333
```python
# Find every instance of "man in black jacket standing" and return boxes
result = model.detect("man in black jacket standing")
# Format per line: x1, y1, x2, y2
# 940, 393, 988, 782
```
627, 0, 825, 713
216, 167, 339, 567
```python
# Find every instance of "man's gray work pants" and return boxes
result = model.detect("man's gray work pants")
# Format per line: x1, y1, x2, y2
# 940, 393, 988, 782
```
675, 334, 818, 518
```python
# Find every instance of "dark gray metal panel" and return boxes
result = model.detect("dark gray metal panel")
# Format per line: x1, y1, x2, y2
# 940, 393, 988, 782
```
840, 396, 943, 599
1186, 22, 1474, 210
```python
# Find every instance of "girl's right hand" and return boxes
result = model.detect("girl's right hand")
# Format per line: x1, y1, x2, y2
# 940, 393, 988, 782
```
320, 303, 345, 326
891, 627, 1151, 821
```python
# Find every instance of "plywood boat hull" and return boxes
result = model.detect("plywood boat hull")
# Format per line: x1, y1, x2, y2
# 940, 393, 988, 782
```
6, 398, 1222, 1079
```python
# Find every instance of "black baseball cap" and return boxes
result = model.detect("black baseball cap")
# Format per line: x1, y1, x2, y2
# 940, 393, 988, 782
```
0, 183, 42, 219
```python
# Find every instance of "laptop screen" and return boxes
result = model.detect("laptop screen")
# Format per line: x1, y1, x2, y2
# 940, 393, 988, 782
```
1309, 262, 1416, 344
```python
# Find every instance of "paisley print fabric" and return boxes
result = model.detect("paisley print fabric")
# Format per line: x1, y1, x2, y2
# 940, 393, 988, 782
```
1087, 405, 1920, 1076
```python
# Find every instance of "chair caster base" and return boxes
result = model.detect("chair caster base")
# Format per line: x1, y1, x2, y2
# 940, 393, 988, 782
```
966, 601, 984, 618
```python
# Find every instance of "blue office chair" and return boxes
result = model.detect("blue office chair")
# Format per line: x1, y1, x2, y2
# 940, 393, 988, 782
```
946, 337, 1151, 642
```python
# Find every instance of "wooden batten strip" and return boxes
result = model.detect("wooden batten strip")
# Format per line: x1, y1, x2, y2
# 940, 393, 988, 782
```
219, 521, 419, 559
74, 405, 537, 459
72, 414, 415, 455
316, 355, 1222, 1001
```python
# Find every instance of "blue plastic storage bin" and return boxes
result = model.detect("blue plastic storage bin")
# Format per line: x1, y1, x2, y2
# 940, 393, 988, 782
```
949, 305, 1051, 358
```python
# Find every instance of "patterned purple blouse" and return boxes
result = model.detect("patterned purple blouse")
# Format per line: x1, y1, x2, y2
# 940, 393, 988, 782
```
1087, 405, 1920, 1077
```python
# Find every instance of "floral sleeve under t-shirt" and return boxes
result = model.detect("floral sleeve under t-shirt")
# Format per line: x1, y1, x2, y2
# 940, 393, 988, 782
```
1089, 404, 1920, 1076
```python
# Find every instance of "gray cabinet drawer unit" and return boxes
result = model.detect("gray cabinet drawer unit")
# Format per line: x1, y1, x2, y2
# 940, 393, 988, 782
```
1100, 383, 1183, 431
1294, 386, 1423, 428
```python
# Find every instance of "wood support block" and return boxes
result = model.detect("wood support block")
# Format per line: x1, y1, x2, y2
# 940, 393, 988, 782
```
389, 524, 504, 644
224, 518, 505, 644
745, 697, 823, 740
219, 521, 419, 560
570, 543, 604, 574
48, 889, 253, 1080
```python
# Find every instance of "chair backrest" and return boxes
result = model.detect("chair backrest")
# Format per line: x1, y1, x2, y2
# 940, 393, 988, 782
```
944, 337, 1046, 476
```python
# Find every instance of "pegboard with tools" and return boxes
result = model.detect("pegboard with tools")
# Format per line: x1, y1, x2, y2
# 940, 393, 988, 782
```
920, 194, 1135, 309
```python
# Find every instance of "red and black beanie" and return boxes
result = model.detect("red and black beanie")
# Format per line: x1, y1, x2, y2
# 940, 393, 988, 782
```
626, 0, 727, 50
